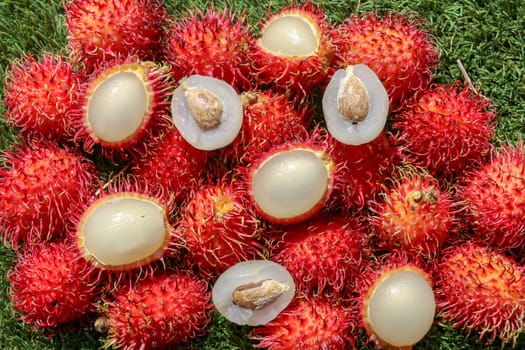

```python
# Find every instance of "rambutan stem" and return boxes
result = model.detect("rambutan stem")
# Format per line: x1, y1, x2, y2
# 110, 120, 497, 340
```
457, 59, 479, 95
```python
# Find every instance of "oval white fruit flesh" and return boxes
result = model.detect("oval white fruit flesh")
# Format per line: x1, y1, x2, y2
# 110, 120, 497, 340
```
171, 75, 243, 151
367, 268, 436, 347
87, 71, 148, 143
79, 194, 169, 268
323, 64, 389, 145
251, 149, 329, 221
212, 260, 295, 326
261, 15, 318, 56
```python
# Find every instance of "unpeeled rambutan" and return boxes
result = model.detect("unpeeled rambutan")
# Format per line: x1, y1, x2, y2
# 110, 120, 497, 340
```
394, 82, 496, 179
64, 0, 168, 71
2, 53, 82, 142
102, 271, 213, 349
433, 241, 525, 345
331, 11, 440, 110
8, 241, 99, 331
460, 144, 525, 251
164, 7, 253, 91
0, 141, 99, 249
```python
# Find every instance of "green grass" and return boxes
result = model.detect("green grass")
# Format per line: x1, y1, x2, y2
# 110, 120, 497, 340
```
0, 0, 524, 349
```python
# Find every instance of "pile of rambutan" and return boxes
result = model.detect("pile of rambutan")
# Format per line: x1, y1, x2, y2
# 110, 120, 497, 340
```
0, 1, 523, 349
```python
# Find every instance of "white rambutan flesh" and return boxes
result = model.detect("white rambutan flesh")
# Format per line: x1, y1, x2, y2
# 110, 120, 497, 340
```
212, 260, 295, 326
251, 149, 329, 221
323, 64, 389, 145
261, 15, 318, 56
171, 74, 243, 151
78, 193, 171, 268
87, 70, 148, 143
366, 268, 436, 347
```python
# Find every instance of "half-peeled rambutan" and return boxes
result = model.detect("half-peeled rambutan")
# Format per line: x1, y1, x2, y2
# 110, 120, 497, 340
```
331, 11, 440, 110
101, 271, 213, 349
433, 241, 525, 345
8, 241, 99, 331
394, 82, 496, 179
64, 0, 168, 71
0, 140, 99, 249
2, 53, 82, 142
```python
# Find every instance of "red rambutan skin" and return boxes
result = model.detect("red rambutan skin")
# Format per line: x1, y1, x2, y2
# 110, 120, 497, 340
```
2, 53, 82, 142
249, 297, 358, 350
394, 82, 496, 179
433, 241, 525, 345
176, 177, 265, 277
164, 7, 253, 91
0, 141, 99, 249
8, 241, 99, 331
72, 57, 172, 162
248, 2, 335, 95
460, 144, 525, 252
64, 0, 167, 71
104, 271, 213, 350
369, 168, 457, 259
271, 214, 367, 297
331, 12, 440, 110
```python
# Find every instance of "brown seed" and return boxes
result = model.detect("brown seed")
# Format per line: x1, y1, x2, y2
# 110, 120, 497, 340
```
185, 87, 224, 129
232, 279, 290, 310
338, 72, 369, 123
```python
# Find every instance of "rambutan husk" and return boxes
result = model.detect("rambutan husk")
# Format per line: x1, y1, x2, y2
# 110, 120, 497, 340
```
8, 241, 100, 332
394, 82, 496, 180
164, 7, 253, 91
331, 11, 440, 110
0, 140, 99, 249
433, 241, 525, 345
2, 52, 82, 142
73, 57, 172, 162
64, 0, 168, 71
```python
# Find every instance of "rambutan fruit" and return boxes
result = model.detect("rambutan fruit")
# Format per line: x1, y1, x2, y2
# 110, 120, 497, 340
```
331, 11, 440, 110
433, 241, 525, 345
72, 178, 179, 275
248, 1, 335, 95
249, 296, 358, 350
73, 57, 172, 161
2, 53, 82, 142
0, 140, 99, 249
64, 0, 168, 71
8, 241, 99, 331
271, 214, 367, 297
101, 271, 213, 349
369, 167, 457, 259
357, 255, 436, 349
176, 176, 265, 277
460, 144, 525, 251
245, 128, 338, 225
164, 7, 253, 91
394, 82, 496, 179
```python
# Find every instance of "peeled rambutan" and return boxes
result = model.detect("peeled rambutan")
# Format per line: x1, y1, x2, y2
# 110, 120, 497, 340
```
101, 271, 213, 349
433, 241, 525, 345
2, 53, 82, 142
460, 144, 525, 252
176, 176, 265, 277
331, 11, 440, 110
271, 214, 367, 297
369, 167, 457, 258
73, 57, 172, 161
164, 7, 253, 91
8, 241, 99, 331
0, 140, 99, 249
248, 1, 335, 95
356, 255, 436, 349
394, 82, 496, 179
64, 0, 168, 71
249, 297, 358, 350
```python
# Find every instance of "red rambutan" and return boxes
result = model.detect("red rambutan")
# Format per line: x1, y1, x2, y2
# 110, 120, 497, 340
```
433, 241, 525, 345
2, 53, 82, 142
0, 140, 99, 249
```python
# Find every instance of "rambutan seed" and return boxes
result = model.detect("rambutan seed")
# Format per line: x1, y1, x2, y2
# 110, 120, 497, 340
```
232, 279, 291, 310
184, 87, 223, 129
